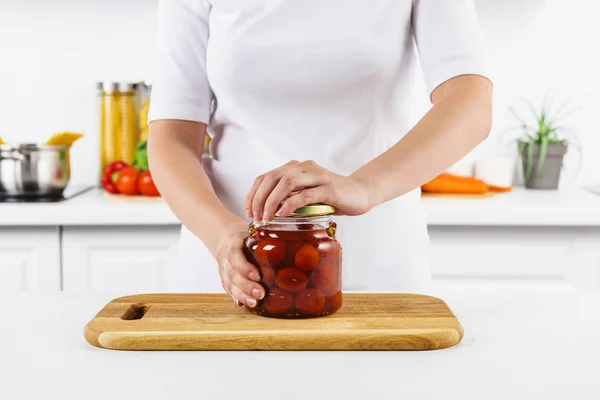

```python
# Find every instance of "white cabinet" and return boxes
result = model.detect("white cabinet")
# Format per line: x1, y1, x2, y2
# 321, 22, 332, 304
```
0, 227, 60, 290
62, 226, 180, 292
429, 226, 600, 290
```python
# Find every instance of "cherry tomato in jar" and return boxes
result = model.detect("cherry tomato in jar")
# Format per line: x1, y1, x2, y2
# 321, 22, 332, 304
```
317, 240, 339, 258
115, 167, 140, 196
328, 290, 343, 312
260, 265, 276, 287
295, 288, 326, 315
310, 262, 337, 294
275, 268, 308, 293
294, 244, 320, 271
254, 240, 285, 267
263, 288, 294, 315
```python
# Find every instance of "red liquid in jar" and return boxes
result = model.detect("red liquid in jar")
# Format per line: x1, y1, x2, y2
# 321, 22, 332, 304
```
244, 224, 342, 318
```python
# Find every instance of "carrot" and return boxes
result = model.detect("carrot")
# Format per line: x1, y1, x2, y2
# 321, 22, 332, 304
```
421, 173, 488, 194
487, 185, 512, 193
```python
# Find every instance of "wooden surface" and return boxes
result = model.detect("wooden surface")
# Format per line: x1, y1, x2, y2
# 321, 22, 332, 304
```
84, 293, 464, 351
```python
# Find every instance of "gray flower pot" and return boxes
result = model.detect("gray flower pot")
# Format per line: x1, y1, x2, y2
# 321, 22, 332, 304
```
520, 143, 568, 190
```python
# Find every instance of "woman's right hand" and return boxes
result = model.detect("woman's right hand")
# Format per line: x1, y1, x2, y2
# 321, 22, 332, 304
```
216, 221, 265, 308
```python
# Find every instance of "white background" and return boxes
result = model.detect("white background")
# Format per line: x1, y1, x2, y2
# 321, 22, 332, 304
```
0, 0, 598, 186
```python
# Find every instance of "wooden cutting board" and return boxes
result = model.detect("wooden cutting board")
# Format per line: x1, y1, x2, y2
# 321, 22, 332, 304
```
84, 293, 464, 351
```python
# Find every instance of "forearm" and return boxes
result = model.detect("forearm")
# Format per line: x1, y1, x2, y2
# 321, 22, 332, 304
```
148, 120, 245, 256
353, 75, 493, 207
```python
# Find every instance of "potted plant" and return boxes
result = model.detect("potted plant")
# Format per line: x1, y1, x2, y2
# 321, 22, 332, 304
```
508, 93, 580, 190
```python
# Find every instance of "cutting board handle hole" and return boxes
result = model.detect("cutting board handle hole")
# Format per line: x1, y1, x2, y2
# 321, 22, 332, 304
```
121, 303, 150, 320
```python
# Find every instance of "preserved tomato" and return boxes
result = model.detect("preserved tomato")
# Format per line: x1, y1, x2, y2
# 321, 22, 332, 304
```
294, 244, 319, 271
309, 261, 337, 295
253, 239, 285, 267
263, 289, 294, 315
275, 268, 308, 293
243, 207, 342, 318
295, 288, 326, 315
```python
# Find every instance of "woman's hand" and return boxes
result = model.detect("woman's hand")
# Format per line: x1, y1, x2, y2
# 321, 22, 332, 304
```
245, 160, 373, 221
216, 221, 265, 307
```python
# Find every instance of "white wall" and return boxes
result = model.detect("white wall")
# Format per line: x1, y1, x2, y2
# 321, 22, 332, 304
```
0, 0, 156, 185
1, 0, 599, 186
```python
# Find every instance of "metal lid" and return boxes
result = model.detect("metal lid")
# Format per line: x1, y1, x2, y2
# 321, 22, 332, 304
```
290, 204, 335, 217
97, 81, 137, 93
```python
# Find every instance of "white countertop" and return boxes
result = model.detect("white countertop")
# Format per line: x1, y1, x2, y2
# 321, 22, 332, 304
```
1, 286, 598, 400
1, 187, 600, 227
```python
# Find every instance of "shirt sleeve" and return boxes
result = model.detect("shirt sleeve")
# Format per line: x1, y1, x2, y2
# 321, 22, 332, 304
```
412, 0, 489, 98
148, 0, 212, 124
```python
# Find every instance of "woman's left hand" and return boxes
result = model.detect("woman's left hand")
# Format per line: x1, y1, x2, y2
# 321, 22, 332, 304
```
245, 160, 373, 221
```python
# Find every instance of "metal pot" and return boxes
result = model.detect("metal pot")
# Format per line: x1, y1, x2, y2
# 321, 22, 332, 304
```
0, 143, 70, 200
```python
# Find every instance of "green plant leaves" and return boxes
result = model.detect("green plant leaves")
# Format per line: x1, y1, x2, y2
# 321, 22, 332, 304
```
537, 136, 548, 177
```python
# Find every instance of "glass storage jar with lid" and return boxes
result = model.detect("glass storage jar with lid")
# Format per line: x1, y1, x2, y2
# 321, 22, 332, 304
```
243, 204, 342, 318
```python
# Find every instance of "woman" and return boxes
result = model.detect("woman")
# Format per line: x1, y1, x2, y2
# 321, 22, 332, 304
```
148, 0, 492, 306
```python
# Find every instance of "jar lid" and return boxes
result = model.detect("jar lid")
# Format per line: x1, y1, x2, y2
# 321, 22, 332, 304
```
97, 81, 138, 93
290, 204, 335, 216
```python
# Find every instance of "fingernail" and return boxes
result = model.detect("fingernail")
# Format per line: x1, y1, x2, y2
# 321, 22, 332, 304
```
263, 211, 272, 221
275, 209, 283, 217
246, 298, 257, 307
253, 212, 260, 221
252, 288, 264, 300
246, 209, 252, 219
249, 272, 261, 282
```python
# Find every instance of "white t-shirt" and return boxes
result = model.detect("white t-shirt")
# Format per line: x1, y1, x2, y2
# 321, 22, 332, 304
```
149, 0, 487, 293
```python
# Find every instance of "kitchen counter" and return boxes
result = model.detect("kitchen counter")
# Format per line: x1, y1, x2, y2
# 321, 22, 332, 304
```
1, 286, 598, 400
1, 187, 600, 227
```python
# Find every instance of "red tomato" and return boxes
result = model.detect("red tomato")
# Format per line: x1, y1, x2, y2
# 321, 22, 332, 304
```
294, 244, 320, 271
275, 268, 308, 293
263, 288, 294, 315
260, 265, 276, 287
115, 167, 140, 196
317, 240, 339, 258
138, 170, 160, 196
295, 288, 326, 315
310, 262, 337, 294
328, 290, 343, 312
254, 239, 285, 267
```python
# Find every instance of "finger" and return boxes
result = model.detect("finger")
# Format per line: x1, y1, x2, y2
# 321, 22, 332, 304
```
245, 174, 265, 220
229, 250, 265, 302
245, 161, 300, 220
222, 262, 257, 307
251, 168, 290, 221
263, 173, 324, 221
229, 236, 261, 282
230, 267, 265, 304
277, 187, 330, 217
229, 283, 258, 308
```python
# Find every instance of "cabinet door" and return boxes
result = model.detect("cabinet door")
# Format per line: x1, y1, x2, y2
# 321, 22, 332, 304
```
429, 226, 600, 291
0, 227, 60, 291
62, 226, 180, 292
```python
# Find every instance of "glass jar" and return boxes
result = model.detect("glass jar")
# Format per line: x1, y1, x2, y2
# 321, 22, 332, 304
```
97, 81, 139, 174
137, 82, 152, 142
244, 204, 343, 318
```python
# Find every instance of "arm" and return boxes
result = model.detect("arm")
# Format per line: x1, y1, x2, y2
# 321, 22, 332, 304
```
148, 120, 242, 256
352, 74, 493, 208
148, 0, 264, 307
148, 121, 265, 307
246, 75, 492, 220
246, 0, 492, 220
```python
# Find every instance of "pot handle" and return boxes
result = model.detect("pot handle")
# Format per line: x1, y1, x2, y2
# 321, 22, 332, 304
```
0, 151, 26, 161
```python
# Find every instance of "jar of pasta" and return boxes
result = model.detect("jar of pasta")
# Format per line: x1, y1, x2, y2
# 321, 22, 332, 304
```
244, 204, 343, 318
137, 82, 152, 142
98, 82, 138, 174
